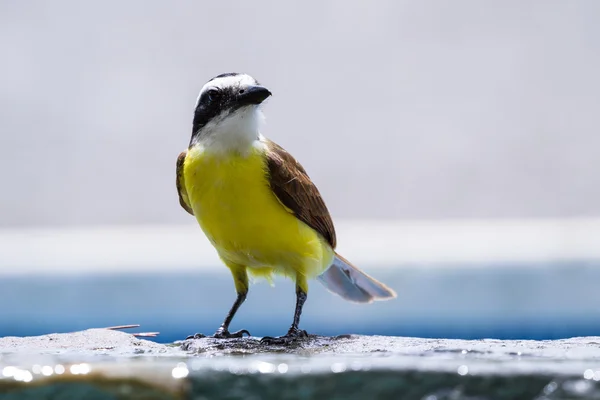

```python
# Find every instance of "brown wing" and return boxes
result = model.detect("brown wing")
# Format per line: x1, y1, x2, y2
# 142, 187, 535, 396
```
176, 150, 194, 216
265, 139, 336, 248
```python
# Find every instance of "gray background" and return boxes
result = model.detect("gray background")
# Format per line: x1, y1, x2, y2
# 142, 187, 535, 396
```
1, 0, 599, 227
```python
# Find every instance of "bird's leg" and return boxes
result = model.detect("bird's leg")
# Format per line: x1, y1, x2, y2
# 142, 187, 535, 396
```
261, 275, 309, 345
211, 290, 250, 338
287, 287, 308, 337
186, 263, 251, 339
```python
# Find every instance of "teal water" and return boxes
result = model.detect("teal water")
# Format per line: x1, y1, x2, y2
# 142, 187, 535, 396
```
1, 261, 599, 343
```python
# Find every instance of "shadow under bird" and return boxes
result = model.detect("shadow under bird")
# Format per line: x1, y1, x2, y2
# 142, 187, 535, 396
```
176, 73, 396, 344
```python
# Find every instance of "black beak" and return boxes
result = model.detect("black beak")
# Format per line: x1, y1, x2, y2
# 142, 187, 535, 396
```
237, 85, 272, 106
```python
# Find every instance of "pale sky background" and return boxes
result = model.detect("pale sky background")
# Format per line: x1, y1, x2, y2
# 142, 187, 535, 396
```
1, 0, 599, 227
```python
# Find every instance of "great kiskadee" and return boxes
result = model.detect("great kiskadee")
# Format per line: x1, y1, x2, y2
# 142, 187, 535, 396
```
176, 73, 396, 344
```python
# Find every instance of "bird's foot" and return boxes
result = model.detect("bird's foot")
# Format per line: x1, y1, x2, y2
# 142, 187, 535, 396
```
260, 327, 309, 345
212, 327, 251, 339
185, 328, 251, 340
185, 333, 207, 340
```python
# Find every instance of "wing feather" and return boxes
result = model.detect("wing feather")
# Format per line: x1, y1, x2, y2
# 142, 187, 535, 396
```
265, 139, 336, 248
176, 150, 194, 216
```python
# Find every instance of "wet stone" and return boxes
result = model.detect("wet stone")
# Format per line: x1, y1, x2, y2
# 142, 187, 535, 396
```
2, 330, 600, 399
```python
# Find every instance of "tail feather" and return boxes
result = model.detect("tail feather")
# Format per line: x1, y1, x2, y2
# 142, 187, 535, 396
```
317, 253, 397, 303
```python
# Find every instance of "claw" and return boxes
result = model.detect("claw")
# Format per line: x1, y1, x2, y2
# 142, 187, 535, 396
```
185, 329, 251, 340
185, 333, 207, 340
213, 328, 251, 339
260, 328, 308, 345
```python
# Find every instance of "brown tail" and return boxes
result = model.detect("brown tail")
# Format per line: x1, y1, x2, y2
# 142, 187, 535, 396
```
317, 253, 397, 303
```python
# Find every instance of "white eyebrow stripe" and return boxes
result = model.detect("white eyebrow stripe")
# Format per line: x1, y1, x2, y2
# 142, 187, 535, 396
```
196, 74, 257, 107
210, 74, 255, 89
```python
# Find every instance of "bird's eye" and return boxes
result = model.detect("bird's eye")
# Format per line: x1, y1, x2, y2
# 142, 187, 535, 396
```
206, 89, 220, 101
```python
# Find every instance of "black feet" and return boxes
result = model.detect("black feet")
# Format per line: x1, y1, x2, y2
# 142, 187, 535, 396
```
185, 327, 251, 340
260, 327, 309, 345
213, 327, 251, 339
260, 287, 309, 345
185, 333, 207, 340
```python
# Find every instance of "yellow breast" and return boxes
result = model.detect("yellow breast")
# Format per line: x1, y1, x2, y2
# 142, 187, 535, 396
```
183, 144, 333, 280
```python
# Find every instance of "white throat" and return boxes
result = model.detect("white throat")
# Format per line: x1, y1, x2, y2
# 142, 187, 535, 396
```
194, 106, 265, 154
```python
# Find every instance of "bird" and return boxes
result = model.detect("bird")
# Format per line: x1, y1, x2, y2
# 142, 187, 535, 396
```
176, 72, 396, 344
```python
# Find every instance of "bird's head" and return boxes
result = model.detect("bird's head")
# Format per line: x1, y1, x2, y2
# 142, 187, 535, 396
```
190, 73, 271, 148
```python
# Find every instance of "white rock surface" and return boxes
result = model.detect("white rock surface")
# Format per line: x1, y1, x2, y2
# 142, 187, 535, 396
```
2, 330, 600, 399
1, 329, 599, 377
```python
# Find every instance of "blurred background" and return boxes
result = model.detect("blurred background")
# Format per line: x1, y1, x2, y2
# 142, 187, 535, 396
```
1, 0, 599, 343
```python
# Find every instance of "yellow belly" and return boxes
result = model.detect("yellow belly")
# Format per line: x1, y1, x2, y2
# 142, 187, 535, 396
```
183, 145, 333, 282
